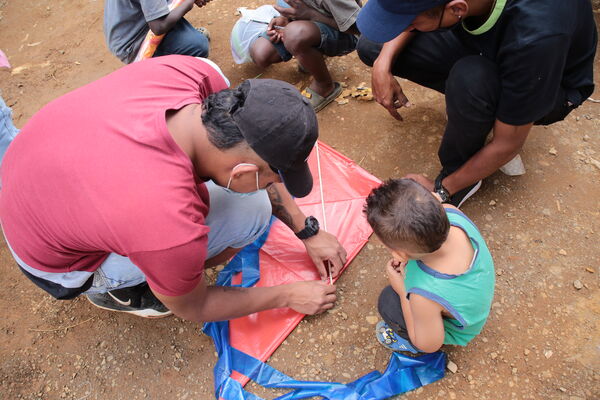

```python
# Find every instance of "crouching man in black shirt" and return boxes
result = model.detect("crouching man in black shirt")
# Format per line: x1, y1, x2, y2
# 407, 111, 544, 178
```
355, 0, 597, 207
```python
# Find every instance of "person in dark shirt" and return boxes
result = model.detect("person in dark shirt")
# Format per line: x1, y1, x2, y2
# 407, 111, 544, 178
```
355, 0, 597, 207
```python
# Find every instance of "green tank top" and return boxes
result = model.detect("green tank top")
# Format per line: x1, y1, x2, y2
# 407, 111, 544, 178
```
404, 208, 495, 346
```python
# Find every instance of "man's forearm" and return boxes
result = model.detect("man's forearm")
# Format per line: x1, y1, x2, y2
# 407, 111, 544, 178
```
156, 283, 290, 323
267, 183, 306, 233
443, 120, 533, 195
194, 285, 290, 321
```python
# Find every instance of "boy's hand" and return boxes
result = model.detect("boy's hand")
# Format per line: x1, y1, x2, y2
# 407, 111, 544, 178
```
267, 16, 290, 43
274, 0, 315, 21
386, 259, 406, 294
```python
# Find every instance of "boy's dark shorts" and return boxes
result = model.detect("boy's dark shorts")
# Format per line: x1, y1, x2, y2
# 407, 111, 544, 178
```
257, 21, 358, 62
378, 285, 413, 342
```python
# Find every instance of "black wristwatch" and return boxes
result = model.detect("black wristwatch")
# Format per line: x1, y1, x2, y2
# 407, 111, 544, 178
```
434, 175, 451, 203
295, 216, 320, 240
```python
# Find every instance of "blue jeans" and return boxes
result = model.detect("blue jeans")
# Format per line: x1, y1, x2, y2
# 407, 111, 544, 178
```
153, 17, 209, 58
0, 96, 19, 165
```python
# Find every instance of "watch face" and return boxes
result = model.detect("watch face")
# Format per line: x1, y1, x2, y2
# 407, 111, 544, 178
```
306, 216, 319, 231
437, 189, 449, 202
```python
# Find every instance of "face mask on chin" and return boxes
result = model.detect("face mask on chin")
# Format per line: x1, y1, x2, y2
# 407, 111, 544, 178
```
223, 163, 260, 197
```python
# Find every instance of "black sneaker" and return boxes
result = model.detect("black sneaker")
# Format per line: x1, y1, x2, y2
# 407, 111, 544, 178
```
448, 181, 482, 208
86, 283, 172, 318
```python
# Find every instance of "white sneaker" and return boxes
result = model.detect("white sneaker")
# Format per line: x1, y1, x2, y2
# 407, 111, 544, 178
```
499, 154, 526, 176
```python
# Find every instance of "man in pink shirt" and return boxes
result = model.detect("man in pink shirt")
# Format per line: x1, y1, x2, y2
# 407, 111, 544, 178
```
0, 55, 346, 322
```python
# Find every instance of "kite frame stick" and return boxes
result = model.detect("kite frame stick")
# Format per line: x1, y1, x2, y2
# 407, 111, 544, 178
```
315, 141, 333, 285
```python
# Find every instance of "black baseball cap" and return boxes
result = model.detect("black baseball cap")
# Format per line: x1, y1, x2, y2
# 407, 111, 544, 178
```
357, 0, 451, 43
232, 79, 318, 198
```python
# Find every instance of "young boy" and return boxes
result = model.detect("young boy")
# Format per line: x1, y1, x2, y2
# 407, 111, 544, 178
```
364, 178, 495, 353
104, 0, 210, 64
250, 0, 361, 112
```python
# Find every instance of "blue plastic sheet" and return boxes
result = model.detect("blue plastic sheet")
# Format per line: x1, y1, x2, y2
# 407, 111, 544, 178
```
204, 219, 446, 399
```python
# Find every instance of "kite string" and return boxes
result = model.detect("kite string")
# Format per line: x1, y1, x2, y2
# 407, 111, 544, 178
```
315, 141, 332, 285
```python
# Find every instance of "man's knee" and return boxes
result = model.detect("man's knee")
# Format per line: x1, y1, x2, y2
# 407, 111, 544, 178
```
281, 21, 318, 54
446, 56, 500, 112
356, 36, 381, 67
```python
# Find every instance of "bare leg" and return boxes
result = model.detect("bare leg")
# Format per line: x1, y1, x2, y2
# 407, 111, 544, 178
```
250, 37, 284, 69
282, 21, 335, 97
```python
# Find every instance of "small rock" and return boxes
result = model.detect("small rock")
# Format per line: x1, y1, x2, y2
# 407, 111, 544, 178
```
585, 267, 595, 273
549, 147, 558, 155
573, 280, 583, 290
489, 200, 497, 206
365, 316, 378, 325
544, 350, 553, 359
524, 348, 530, 356
558, 249, 567, 256
447, 360, 458, 373
490, 352, 498, 359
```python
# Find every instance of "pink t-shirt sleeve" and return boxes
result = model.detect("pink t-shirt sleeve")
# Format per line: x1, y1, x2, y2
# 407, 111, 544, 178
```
129, 236, 208, 297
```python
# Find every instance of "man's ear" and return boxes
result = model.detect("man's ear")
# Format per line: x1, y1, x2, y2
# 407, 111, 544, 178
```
447, 0, 468, 19
230, 163, 259, 179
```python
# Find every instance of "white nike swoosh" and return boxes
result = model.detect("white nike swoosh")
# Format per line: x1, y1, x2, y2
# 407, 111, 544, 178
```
108, 292, 132, 306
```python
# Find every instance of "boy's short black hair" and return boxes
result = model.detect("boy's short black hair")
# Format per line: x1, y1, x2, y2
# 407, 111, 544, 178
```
364, 178, 450, 253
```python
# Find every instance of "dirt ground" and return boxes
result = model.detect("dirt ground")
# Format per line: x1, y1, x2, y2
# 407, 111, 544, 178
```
0, 1, 599, 399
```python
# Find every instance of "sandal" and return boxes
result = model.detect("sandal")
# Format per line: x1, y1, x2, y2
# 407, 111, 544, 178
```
301, 82, 343, 113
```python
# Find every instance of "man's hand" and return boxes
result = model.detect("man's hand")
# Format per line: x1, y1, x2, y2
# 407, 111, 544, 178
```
302, 230, 347, 280
287, 280, 337, 314
274, 0, 315, 21
386, 259, 406, 294
372, 66, 411, 121
267, 16, 290, 43
403, 173, 434, 191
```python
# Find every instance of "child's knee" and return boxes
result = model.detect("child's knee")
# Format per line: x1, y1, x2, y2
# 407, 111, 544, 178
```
250, 38, 277, 68
282, 22, 318, 54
